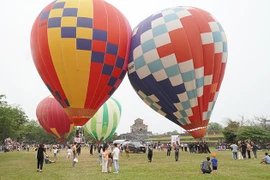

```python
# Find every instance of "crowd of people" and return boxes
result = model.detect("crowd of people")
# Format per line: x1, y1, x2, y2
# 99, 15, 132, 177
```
229, 141, 259, 160
2, 138, 270, 175
69, 142, 120, 173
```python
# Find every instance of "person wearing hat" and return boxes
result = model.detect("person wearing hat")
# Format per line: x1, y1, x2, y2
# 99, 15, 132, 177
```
211, 154, 218, 173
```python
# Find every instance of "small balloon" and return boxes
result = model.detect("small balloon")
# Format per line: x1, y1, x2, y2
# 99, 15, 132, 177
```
36, 95, 74, 142
84, 97, 121, 141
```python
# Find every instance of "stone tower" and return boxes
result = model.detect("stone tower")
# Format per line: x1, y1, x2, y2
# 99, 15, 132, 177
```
130, 118, 148, 134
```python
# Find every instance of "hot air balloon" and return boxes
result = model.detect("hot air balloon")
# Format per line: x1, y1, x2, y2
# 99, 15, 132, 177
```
128, 7, 228, 138
84, 97, 121, 141
31, 0, 131, 126
36, 95, 74, 142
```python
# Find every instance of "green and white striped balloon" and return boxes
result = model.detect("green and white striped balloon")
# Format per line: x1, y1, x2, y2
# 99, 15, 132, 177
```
84, 97, 121, 141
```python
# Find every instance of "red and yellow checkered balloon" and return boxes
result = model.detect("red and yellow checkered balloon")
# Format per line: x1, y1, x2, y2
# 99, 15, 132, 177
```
31, 0, 132, 126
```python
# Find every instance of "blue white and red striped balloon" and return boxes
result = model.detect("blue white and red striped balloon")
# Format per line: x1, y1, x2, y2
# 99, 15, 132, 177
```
128, 7, 228, 138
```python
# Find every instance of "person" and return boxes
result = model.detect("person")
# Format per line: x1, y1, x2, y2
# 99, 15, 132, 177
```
230, 143, 238, 160
246, 142, 251, 159
45, 155, 56, 164
125, 145, 130, 160
98, 145, 103, 165
241, 142, 247, 159
260, 152, 270, 164
67, 146, 72, 160
36, 143, 47, 173
107, 153, 113, 173
201, 157, 212, 174
72, 143, 78, 168
204, 142, 211, 154
174, 142, 180, 162
167, 143, 171, 156
211, 154, 218, 173
238, 145, 243, 160
102, 144, 109, 173
72, 142, 77, 159
90, 143, 93, 156
252, 142, 258, 159
180, 143, 184, 151
112, 143, 120, 173
148, 145, 153, 162
53, 147, 58, 160
76, 143, 81, 156
119, 144, 123, 156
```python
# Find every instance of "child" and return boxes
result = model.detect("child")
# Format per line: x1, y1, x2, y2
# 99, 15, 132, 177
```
53, 147, 58, 160
107, 153, 113, 173
67, 146, 72, 161
45, 155, 56, 164
211, 154, 218, 173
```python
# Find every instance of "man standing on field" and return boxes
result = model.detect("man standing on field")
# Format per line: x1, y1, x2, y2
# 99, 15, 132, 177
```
230, 143, 238, 160
112, 143, 120, 173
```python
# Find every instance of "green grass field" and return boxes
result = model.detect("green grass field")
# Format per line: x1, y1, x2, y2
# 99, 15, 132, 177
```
0, 148, 270, 180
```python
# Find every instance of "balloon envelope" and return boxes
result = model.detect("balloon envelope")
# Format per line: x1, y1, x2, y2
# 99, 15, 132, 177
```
128, 7, 228, 138
36, 95, 74, 142
84, 97, 121, 141
31, 0, 131, 126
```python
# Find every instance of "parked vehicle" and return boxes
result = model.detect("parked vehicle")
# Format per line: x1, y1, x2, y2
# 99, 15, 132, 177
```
113, 139, 128, 146
123, 141, 146, 153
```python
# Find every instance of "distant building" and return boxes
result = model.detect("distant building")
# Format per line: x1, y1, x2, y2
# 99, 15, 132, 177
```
130, 118, 148, 134
119, 118, 152, 141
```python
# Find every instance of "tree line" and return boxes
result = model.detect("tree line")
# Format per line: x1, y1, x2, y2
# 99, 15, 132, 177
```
0, 94, 118, 145
1, 94, 270, 145
207, 117, 270, 145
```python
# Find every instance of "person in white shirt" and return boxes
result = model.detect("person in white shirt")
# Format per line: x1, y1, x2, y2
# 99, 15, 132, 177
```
112, 143, 120, 173
67, 146, 72, 160
53, 147, 58, 160
230, 143, 238, 160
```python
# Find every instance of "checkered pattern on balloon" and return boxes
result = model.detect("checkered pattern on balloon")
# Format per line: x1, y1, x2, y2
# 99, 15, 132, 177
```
128, 7, 227, 138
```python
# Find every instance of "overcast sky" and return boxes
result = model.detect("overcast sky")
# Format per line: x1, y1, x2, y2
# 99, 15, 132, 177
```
1, 0, 270, 135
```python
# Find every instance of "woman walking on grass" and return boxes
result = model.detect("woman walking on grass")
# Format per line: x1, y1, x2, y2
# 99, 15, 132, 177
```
37, 143, 47, 173
102, 144, 109, 173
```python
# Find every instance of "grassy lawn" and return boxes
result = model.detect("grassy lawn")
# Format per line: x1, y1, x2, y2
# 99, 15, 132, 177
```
0, 148, 270, 180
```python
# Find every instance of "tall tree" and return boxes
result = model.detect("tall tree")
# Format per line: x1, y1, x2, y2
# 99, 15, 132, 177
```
21, 120, 42, 143
222, 119, 240, 143
237, 126, 270, 142
0, 106, 13, 141
207, 122, 223, 132
0, 94, 7, 106
0, 103, 28, 142
253, 116, 270, 130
